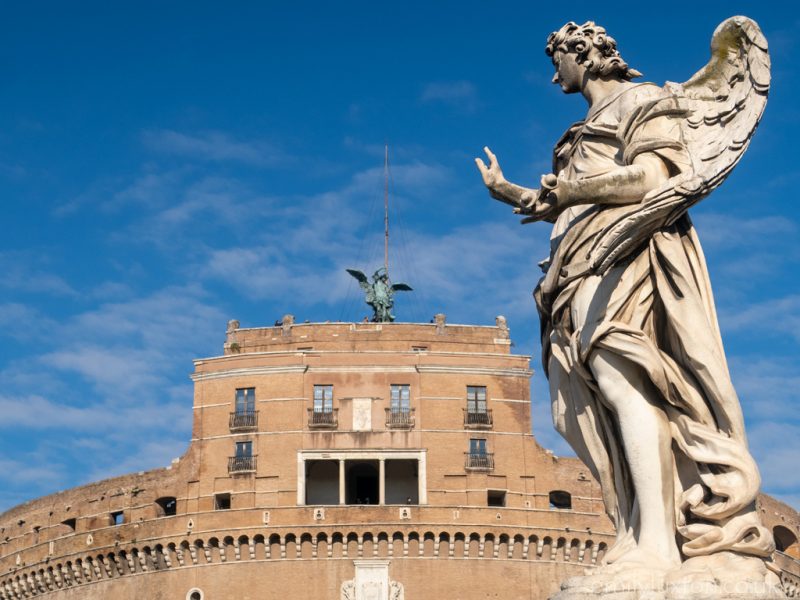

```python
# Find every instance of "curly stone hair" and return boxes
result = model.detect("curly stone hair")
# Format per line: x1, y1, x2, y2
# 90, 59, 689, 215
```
545, 21, 642, 81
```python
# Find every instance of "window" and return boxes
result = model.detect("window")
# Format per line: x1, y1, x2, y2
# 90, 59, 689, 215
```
390, 385, 410, 412
549, 490, 572, 510
111, 511, 124, 526
235, 387, 255, 414
215, 493, 231, 510
235, 441, 252, 458
313, 385, 333, 412
61, 518, 76, 532
487, 489, 506, 507
156, 497, 177, 517
470, 438, 487, 455
467, 386, 487, 413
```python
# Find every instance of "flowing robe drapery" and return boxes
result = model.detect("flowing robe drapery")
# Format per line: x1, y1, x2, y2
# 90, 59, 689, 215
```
534, 83, 774, 562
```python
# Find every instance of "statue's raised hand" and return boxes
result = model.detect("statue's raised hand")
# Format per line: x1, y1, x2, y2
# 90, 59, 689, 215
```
475, 147, 517, 206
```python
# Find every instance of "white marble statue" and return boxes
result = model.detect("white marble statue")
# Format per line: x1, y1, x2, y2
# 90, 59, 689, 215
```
477, 16, 786, 599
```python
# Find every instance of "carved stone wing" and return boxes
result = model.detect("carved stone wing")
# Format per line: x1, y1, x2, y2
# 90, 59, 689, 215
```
588, 16, 770, 273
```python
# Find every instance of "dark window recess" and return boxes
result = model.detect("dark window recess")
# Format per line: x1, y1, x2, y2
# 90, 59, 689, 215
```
215, 493, 231, 511
190, 593, 202, 600
61, 518, 76, 531
111, 511, 124, 526
487, 490, 507, 507
549, 490, 572, 510
235, 387, 256, 413
156, 497, 177, 517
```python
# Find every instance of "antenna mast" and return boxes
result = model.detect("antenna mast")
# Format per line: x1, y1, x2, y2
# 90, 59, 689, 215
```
384, 144, 389, 277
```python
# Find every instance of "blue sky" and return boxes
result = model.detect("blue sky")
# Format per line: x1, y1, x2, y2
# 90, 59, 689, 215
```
1, 1, 798, 512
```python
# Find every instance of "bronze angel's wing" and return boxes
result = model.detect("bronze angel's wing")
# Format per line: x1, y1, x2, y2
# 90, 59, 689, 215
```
346, 268, 371, 291
588, 16, 770, 273
391, 283, 413, 292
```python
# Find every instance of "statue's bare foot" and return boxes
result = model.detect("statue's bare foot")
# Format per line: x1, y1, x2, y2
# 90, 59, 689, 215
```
551, 548, 674, 598
664, 552, 786, 600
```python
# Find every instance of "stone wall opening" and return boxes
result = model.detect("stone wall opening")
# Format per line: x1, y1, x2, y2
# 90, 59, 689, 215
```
385, 459, 418, 504
347, 461, 379, 505
306, 460, 339, 505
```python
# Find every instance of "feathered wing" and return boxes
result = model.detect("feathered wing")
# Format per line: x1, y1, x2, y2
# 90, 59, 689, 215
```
346, 268, 370, 290
392, 283, 413, 292
588, 16, 770, 273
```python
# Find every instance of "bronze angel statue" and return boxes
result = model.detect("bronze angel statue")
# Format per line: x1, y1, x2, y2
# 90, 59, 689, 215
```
477, 16, 783, 599
346, 267, 412, 322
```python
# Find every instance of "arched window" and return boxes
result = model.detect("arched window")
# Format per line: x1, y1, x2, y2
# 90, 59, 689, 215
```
155, 497, 177, 517
549, 490, 572, 510
774, 525, 799, 558
186, 589, 203, 600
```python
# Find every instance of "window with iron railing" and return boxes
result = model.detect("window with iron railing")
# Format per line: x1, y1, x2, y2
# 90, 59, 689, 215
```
464, 385, 492, 428
313, 385, 333, 412
465, 438, 494, 470
309, 385, 337, 428
230, 387, 258, 431
386, 384, 414, 428
228, 441, 256, 473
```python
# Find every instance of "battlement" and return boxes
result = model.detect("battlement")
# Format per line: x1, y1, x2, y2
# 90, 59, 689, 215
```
221, 314, 514, 356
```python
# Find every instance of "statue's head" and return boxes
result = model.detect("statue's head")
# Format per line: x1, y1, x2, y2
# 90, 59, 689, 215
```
373, 268, 389, 282
545, 21, 642, 90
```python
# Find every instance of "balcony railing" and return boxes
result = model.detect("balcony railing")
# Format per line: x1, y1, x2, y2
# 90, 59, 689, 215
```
385, 408, 415, 429
465, 452, 494, 471
307, 408, 338, 429
463, 409, 493, 429
228, 455, 257, 474
229, 410, 258, 432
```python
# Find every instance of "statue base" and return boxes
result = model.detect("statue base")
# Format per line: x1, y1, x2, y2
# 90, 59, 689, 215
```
550, 553, 787, 600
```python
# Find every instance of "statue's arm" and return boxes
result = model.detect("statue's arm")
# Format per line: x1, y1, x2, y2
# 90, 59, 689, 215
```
549, 153, 670, 211
476, 147, 558, 222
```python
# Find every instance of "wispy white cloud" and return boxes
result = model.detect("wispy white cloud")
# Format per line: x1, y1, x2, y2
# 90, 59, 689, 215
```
142, 129, 287, 167
420, 81, 479, 112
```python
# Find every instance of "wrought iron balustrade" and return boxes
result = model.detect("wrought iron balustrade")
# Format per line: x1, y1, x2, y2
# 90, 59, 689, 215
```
464, 452, 494, 471
463, 408, 493, 429
229, 410, 258, 431
228, 455, 257, 474
385, 408, 415, 429
307, 408, 338, 429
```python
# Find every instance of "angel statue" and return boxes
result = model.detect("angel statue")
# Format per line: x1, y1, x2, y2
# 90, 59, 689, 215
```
346, 267, 412, 322
477, 16, 784, 599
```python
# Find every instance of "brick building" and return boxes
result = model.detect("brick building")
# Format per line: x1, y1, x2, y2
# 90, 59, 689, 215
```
0, 316, 797, 599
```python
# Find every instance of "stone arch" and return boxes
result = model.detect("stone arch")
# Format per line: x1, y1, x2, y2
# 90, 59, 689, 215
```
407, 532, 420, 557
468, 532, 481, 557
284, 533, 298, 559
596, 542, 608, 563
582, 539, 594, 564
316, 532, 329, 558
512, 534, 525, 559
346, 532, 359, 557
438, 531, 451, 557
568, 538, 581, 562
497, 533, 510, 559
362, 532, 375, 557
422, 531, 435, 557
268, 534, 281, 559
300, 532, 314, 558
155, 496, 177, 517
483, 533, 495, 558
549, 490, 572, 510
775, 525, 800, 559
541, 537, 553, 561
453, 532, 466, 558
391, 531, 404, 557
253, 534, 266, 559
377, 532, 390, 557
331, 532, 345, 558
